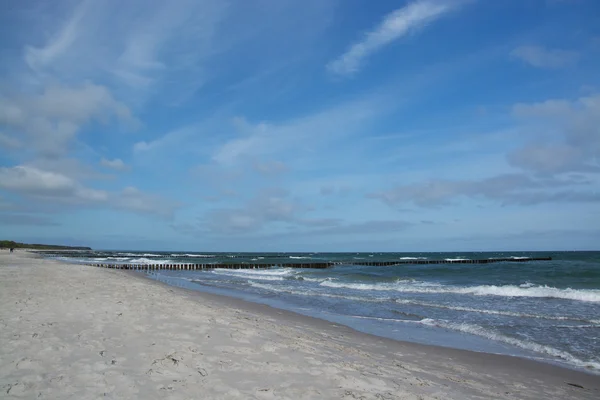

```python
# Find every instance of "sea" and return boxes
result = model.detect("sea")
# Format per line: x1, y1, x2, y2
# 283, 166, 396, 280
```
41, 250, 600, 373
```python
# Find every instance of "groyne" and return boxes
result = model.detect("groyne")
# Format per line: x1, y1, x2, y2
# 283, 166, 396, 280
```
87, 257, 552, 270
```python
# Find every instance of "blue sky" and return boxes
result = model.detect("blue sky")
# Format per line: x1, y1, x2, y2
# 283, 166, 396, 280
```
0, 0, 599, 251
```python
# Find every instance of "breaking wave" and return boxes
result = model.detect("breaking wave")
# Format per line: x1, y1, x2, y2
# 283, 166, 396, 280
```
320, 281, 600, 302
395, 299, 600, 324
212, 267, 297, 281
418, 318, 600, 371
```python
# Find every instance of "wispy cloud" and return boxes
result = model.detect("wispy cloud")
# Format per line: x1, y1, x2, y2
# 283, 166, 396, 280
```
327, 0, 464, 76
511, 45, 579, 69
370, 92, 600, 209
0, 165, 178, 218
211, 96, 385, 166
24, 0, 91, 72
369, 173, 599, 207
0, 82, 134, 157
0, 165, 108, 203
100, 158, 129, 172
510, 94, 600, 174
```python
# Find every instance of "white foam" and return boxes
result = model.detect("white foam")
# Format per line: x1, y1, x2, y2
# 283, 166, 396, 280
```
300, 277, 326, 283
347, 315, 408, 322
320, 280, 600, 302
399, 257, 427, 260
249, 282, 279, 291
289, 256, 310, 259
452, 285, 600, 302
320, 279, 413, 291
395, 299, 600, 324
444, 258, 470, 261
212, 267, 295, 281
176, 254, 216, 258
129, 258, 174, 265
419, 318, 600, 371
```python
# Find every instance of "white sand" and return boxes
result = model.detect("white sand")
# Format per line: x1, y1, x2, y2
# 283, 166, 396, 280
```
1, 251, 598, 399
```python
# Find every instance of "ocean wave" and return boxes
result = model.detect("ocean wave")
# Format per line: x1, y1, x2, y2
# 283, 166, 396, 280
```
115, 253, 163, 257
289, 256, 310, 259
299, 276, 326, 283
212, 267, 295, 281
346, 315, 414, 323
320, 280, 600, 302
319, 279, 422, 291
419, 318, 600, 371
174, 254, 216, 258
248, 282, 281, 291
395, 299, 600, 324
129, 258, 174, 265
444, 258, 470, 261
399, 257, 427, 260
247, 282, 391, 303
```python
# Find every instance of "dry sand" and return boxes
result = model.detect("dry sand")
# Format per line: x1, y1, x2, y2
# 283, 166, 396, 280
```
1, 251, 598, 399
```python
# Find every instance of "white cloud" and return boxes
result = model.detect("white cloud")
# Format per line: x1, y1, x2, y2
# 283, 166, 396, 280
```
369, 174, 598, 207
19, 0, 226, 92
0, 165, 178, 217
0, 165, 108, 202
100, 157, 129, 171
24, 0, 90, 72
202, 189, 308, 234
212, 97, 383, 166
510, 94, 600, 173
327, 0, 462, 76
511, 46, 579, 69
133, 124, 205, 157
0, 82, 134, 156
371, 93, 600, 208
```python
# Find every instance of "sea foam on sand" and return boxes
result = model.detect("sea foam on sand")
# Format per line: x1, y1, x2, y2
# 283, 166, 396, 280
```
1, 251, 598, 399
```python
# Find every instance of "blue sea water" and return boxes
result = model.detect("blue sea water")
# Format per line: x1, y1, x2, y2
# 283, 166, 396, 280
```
43, 250, 600, 373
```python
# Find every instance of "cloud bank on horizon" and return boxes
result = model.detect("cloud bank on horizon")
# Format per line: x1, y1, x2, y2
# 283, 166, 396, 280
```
0, 0, 598, 251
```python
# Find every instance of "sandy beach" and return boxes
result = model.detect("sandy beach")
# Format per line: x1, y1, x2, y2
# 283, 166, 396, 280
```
1, 251, 598, 399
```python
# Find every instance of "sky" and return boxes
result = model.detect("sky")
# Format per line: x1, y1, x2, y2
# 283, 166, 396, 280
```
0, 0, 599, 252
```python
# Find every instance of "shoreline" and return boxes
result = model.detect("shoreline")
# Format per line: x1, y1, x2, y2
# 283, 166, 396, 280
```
1, 251, 599, 399
135, 268, 600, 377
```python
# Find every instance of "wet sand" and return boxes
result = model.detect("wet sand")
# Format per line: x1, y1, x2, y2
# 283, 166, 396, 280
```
1, 251, 598, 399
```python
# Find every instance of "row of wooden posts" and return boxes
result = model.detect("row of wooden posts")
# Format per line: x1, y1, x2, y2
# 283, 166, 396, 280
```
88, 257, 552, 271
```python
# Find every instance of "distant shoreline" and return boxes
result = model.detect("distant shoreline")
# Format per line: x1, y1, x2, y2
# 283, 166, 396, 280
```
0, 240, 91, 251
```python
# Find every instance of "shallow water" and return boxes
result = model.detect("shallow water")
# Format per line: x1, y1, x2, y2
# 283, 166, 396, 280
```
44, 250, 600, 373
